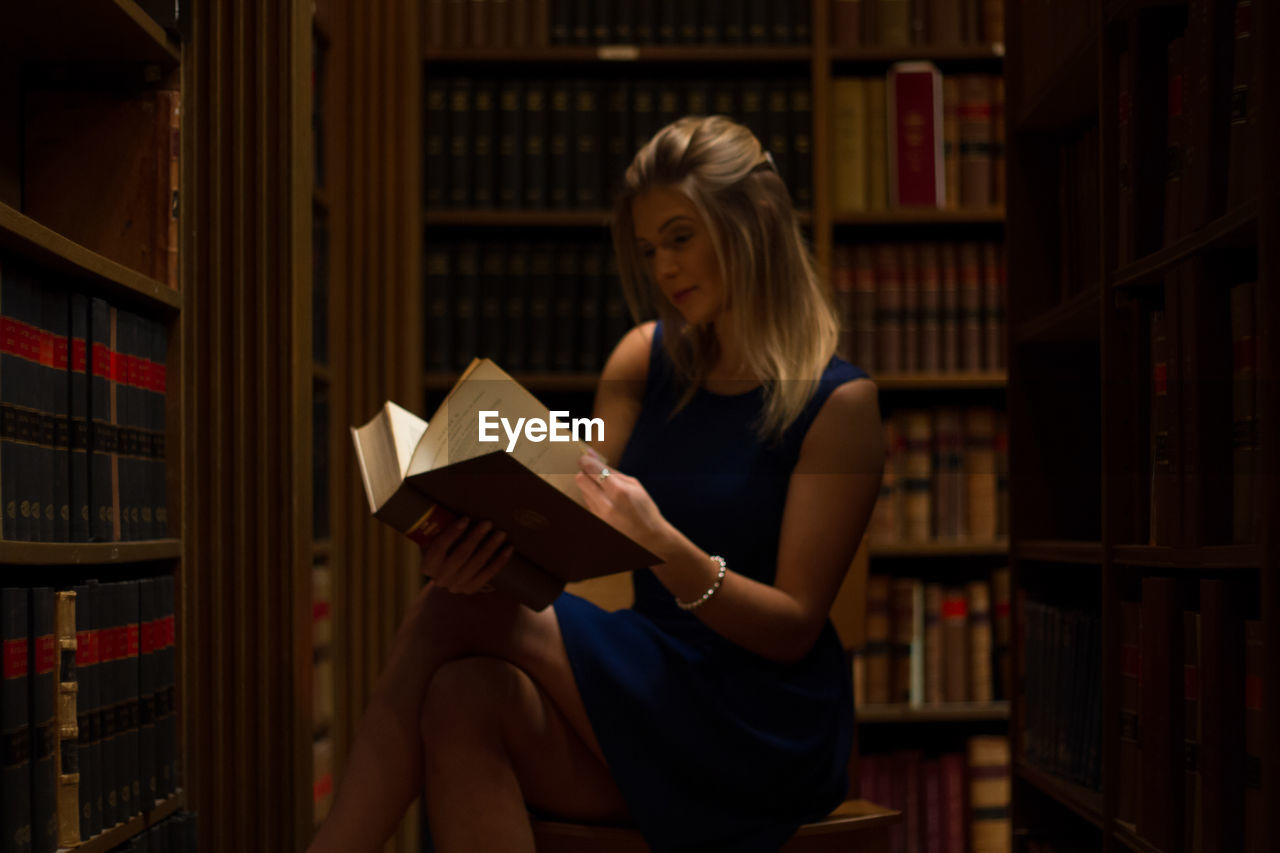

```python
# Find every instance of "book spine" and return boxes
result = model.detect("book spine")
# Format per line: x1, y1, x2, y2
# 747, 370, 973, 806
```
965, 407, 997, 540
924, 583, 943, 704
901, 246, 920, 372
968, 580, 993, 703
831, 78, 868, 212
73, 584, 97, 841
832, 0, 863, 46
447, 77, 474, 208
522, 80, 548, 208
54, 591, 78, 850
991, 566, 1010, 700
138, 581, 157, 809
150, 321, 168, 540
888, 63, 944, 207
919, 243, 941, 372
875, 244, 902, 373
939, 243, 959, 371
864, 574, 891, 705
526, 245, 553, 371
2, 587, 32, 851
981, 242, 1002, 371
1138, 577, 1183, 850
602, 254, 629, 356
577, 246, 604, 371
572, 80, 601, 209
967, 736, 1011, 853
30, 587, 56, 853
958, 74, 993, 208
789, 79, 812, 209
472, 81, 496, 208
941, 586, 968, 702
452, 243, 480, 370
604, 81, 632, 203
503, 244, 529, 372
552, 244, 580, 372
423, 247, 452, 372
959, 241, 982, 371
46, 288, 71, 544
478, 248, 506, 362
548, 80, 572, 209
833, 247, 855, 361
867, 78, 888, 210
902, 411, 931, 541
889, 577, 914, 703
496, 80, 523, 209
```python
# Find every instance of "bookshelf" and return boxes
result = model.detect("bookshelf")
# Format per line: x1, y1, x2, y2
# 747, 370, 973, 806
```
1007, 2, 1276, 853
0, 1, 191, 851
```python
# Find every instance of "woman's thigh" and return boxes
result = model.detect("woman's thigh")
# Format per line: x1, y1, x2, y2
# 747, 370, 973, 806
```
428, 588, 609, 766
424, 656, 630, 821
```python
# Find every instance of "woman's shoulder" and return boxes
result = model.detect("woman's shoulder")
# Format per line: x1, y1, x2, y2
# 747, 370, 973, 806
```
600, 320, 658, 384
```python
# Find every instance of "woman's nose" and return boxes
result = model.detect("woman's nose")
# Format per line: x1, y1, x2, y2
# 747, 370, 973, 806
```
655, 250, 679, 278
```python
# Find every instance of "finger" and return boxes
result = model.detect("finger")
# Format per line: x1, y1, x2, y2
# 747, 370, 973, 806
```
438, 520, 493, 586
424, 516, 470, 570
454, 529, 507, 590
457, 545, 515, 595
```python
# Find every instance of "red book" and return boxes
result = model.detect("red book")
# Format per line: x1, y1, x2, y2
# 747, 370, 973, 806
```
888, 62, 945, 207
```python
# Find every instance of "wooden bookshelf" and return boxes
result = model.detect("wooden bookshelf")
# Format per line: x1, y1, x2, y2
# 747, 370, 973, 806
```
872, 371, 1007, 390
869, 539, 1009, 558
1, 0, 180, 66
830, 44, 1006, 63
1013, 760, 1104, 828
856, 702, 1010, 723
0, 202, 182, 314
830, 207, 1005, 225
424, 46, 813, 63
1008, 0, 1277, 848
70, 789, 186, 853
0, 539, 181, 566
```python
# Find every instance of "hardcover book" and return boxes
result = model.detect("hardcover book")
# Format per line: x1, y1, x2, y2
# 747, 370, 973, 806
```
351, 359, 658, 610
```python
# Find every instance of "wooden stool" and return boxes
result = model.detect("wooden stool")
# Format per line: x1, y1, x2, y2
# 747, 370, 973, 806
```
531, 798, 900, 852
537, 542, 897, 851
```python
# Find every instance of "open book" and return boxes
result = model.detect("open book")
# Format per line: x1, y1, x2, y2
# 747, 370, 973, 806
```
351, 359, 658, 610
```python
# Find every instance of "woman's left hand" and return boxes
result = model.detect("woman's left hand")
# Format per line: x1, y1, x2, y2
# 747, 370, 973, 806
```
576, 451, 674, 558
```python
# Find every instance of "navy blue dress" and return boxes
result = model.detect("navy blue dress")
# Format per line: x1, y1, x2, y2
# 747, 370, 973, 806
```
552, 321, 869, 852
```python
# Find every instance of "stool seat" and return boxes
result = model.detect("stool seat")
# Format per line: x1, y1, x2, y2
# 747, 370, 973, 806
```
531, 798, 900, 853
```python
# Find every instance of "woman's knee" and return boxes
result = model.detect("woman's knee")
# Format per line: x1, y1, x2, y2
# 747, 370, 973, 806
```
420, 656, 522, 750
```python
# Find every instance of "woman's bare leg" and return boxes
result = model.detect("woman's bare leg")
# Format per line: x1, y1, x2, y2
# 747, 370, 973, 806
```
307, 583, 622, 853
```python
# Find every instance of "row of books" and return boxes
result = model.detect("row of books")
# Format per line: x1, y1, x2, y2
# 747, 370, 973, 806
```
1116, 1, 1258, 265
833, 241, 1006, 375
868, 408, 1008, 545
0, 261, 168, 543
424, 76, 813, 211
831, 0, 1004, 49
104, 810, 197, 853
424, 0, 812, 48
1116, 577, 1265, 852
858, 736, 1010, 853
424, 240, 630, 373
0, 579, 179, 853
22, 83, 180, 289
856, 570, 1010, 708
832, 71, 1004, 212
1019, 600, 1101, 793
1148, 280, 1260, 547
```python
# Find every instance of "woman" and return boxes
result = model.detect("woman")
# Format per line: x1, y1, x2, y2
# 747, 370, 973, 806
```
309, 115, 884, 853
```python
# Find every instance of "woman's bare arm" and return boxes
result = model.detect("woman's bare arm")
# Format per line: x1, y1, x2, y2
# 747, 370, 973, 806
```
646, 377, 885, 663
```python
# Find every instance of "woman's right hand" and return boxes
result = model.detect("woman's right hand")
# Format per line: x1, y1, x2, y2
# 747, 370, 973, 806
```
419, 516, 514, 595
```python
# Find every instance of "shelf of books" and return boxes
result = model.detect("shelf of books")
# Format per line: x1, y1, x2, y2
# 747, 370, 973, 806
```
1009, 1, 1275, 852
0, 2, 199, 849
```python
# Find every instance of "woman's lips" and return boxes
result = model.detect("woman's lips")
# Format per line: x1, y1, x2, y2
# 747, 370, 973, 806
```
672, 285, 697, 303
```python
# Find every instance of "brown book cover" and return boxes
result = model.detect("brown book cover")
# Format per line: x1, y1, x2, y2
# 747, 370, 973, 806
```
1164, 36, 1187, 247
868, 417, 902, 543
958, 242, 982, 371
968, 735, 1011, 853
929, 0, 962, 44
942, 586, 969, 702
943, 75, 961, 211
940, 242, 960, 371
1184, 610, 1202, 853
903, 411, 932, 541
1138, 577, 1184, 851
1179, 0, 1236, 235
853, 245, 878, 372
865, 574, 893, 705
446, 0, 468, 45
1227, 0, 1257, 210
958, 75, 993, 208
831, 0, 864, 46
876, 0, 910, 46
888, 62, 945, 207
351, 361, 659, 610
1150, 306, 1177, 546
940, 751, 966, 853
931, 408, 963, 540
1118, 599, 1141, 826
902, 244, 921, 371
1199, 580, 1245, 853
1243, 618, 1263, 851
1117, 43, 1136, 265
919, 243, 941, 372
968, 580, 994, 703
1230, 282, 1258, 544
833, 245, 857, 362
468, 0, 490, 47
890, 577, 916, 703
23, 86, 177, 284
867, 78, 889, 210
991, 567, 1010, 700
995, 411, 1008, 535
875, 244, 903, 372
992, 77, 1005, 206
925, 582, 944, 704
424, 0, 446, 47
832, 77, 870, 213
981, 242, 1002, 371
981, 0, 1003, 44
965, 407, 997, 540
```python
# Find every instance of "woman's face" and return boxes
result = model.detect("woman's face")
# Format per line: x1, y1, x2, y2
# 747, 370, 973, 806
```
631, 186, 726, 326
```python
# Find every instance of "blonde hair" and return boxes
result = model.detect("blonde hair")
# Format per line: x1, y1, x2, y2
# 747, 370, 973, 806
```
611, 115, 840, 442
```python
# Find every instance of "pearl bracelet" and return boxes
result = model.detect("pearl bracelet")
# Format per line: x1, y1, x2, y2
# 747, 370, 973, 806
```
675, 555, 727, 611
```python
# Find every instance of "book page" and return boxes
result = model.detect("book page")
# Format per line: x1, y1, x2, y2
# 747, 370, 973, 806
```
408, 360, 590, 503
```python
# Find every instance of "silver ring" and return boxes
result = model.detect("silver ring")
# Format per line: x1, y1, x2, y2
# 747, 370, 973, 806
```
597, 467, 611, 482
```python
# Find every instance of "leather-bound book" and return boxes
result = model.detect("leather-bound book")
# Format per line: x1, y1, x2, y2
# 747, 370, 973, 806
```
888, 62, 944, 207
54, 591, 79, 849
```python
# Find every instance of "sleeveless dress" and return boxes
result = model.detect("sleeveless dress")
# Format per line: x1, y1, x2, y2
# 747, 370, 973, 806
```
552, 321, 869, 852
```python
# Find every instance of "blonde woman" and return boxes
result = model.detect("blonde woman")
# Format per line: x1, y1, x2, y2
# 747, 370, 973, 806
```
310, 116, 884, 853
